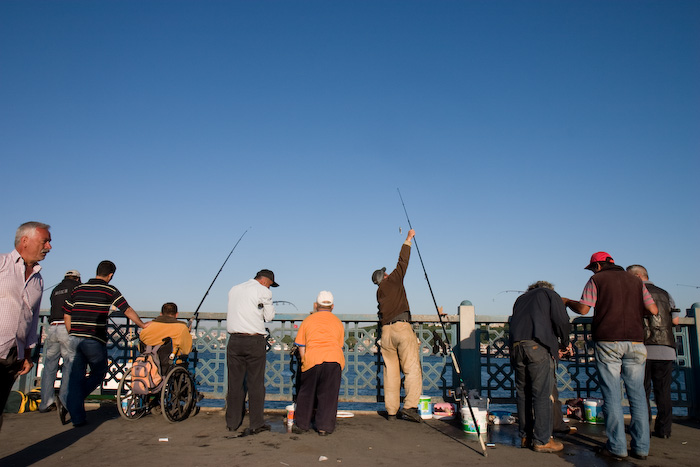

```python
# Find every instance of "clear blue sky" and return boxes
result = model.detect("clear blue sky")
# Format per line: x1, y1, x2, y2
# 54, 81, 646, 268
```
2, 1, 698, 317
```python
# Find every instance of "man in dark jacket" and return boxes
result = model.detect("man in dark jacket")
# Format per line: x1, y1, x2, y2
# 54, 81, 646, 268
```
565, 252, 658, 461
372, 229, 422, 423
627, 264, 679, 439
39, 270, 81, 412
510, 281, 570, 453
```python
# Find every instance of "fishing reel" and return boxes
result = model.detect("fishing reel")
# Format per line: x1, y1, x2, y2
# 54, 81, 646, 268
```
432, 330, 450, 356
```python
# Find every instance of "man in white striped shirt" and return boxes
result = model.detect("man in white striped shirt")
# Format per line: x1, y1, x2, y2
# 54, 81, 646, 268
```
0, 222, 52, 430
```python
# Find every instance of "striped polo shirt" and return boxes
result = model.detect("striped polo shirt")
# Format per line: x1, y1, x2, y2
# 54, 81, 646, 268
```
63, 278, 131, 343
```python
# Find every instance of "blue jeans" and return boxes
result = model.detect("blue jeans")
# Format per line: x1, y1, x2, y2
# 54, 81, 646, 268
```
39, 324, 76, 409
595, 341, 649, 457
66, 337, 108, 425
512, 340, 554, 445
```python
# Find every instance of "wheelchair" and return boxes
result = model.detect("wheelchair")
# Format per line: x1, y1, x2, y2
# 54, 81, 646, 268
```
116, 337, 199, 422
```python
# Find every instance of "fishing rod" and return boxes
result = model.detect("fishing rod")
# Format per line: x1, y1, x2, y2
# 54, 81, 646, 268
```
492, 290, 525, 302
677, 284, 700, 289
273, 300, 299, 311
397, 188, 487, 457
189, 227, 250, 331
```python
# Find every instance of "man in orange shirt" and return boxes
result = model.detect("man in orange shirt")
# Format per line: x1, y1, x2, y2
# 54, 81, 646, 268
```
292, 291, 345, 436
139, 302, 192, 361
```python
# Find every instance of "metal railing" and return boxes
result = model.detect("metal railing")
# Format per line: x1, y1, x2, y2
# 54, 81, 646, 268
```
18, 306, 700, 418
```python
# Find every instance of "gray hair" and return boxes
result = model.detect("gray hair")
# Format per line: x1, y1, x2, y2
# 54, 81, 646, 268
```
626, 264, 649, 280
527, 280, 555, 291
15, 221, 51, 247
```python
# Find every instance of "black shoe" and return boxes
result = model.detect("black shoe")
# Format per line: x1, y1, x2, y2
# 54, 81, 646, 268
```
553, 425, 577, 435
653, 432, 670, 439
387, 414, 397, 421
56, 398, 70, 425
39, 404, 56, 413
73, 420, 88, 428
631, 452, 648, 460
291, 425, 309, 434
597, 447, 627, 460
399, 407, 423, 423
245, 424, 271, 436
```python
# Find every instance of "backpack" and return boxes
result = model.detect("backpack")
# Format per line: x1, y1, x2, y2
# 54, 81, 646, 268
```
2, 388, 41, 413
131, 344, 165, 395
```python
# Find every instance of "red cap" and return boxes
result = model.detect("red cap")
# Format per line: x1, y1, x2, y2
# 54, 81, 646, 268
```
585, 251, 614, 270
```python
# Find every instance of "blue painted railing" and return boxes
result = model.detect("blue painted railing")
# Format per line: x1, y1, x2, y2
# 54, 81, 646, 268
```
18, 305, 700, 418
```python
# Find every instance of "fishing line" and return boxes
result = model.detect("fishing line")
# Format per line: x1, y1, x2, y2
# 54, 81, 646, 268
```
397, 188, 487, 456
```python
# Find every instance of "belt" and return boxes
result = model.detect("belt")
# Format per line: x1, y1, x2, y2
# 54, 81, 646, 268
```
231, 332, 261, 336
50, 321, 65, 326
386, 319, 410, 325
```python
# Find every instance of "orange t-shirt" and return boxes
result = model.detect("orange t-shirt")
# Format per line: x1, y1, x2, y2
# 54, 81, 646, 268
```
294, 310, 345, 372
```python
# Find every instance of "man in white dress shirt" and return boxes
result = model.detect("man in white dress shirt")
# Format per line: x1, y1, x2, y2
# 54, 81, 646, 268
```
225, 269, 277, 435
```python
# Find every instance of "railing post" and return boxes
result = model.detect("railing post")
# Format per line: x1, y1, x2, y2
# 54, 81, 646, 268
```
458, 300, 480, 393
687, 303, 700, 420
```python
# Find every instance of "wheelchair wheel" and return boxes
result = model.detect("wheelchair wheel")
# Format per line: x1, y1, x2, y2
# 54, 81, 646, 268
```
116, 367, 150, 420
161, 366, 195, 423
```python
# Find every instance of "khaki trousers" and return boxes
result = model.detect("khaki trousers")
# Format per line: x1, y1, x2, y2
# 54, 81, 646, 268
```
380, 321, 423, 415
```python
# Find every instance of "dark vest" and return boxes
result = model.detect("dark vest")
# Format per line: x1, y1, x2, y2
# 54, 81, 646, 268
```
591, 265, 645, 342
644, 283, 676, 348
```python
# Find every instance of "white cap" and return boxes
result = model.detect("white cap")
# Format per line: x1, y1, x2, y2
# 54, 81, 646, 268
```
316, 291, 334, 307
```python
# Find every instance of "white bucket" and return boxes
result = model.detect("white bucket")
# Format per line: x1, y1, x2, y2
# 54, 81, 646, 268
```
583, 399, 604, 424
461, 405, 487, 433
418, 395, 433, 419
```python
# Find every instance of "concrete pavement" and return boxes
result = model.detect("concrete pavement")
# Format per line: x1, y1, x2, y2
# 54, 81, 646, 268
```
1, 403, 698, 467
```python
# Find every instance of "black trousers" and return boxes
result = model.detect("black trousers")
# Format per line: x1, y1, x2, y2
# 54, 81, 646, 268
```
295, 362, 342, 433
0, 347, 23, 431
225, 334, 267, 431
552, 377, 568, 432
645, 359, 674, 436
512, 340, 554, 445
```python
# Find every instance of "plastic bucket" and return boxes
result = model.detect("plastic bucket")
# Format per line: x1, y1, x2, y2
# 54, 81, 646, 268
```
286, 404, 295, 425
461, 406, 487, 433
583, 399, 604, 424
418, 395, 433, 419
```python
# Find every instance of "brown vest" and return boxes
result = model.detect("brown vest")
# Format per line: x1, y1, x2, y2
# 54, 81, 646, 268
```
591, 265, 646, 342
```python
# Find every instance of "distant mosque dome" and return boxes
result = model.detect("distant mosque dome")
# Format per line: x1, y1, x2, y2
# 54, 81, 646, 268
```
460, 300, 473, 306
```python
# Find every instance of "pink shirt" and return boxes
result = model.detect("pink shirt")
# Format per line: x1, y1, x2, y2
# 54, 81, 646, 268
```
0, 250, 43, 359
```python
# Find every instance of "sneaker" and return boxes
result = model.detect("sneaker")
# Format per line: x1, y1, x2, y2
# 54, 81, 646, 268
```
56, 398, 70, 425
533, 438, 564, 453
630, 452, 648, 460
386, 414, 397, 421
399, 407, 423, 423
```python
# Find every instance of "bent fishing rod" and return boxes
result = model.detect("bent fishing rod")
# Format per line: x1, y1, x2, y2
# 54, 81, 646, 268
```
189, 227, 250, 331
397, 188, 487, 456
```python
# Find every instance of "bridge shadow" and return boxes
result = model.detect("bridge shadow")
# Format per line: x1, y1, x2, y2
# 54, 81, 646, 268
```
0, 404, 113, 467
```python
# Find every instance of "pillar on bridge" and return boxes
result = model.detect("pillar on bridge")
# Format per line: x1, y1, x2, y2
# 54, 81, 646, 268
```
458, 300, 481, 395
